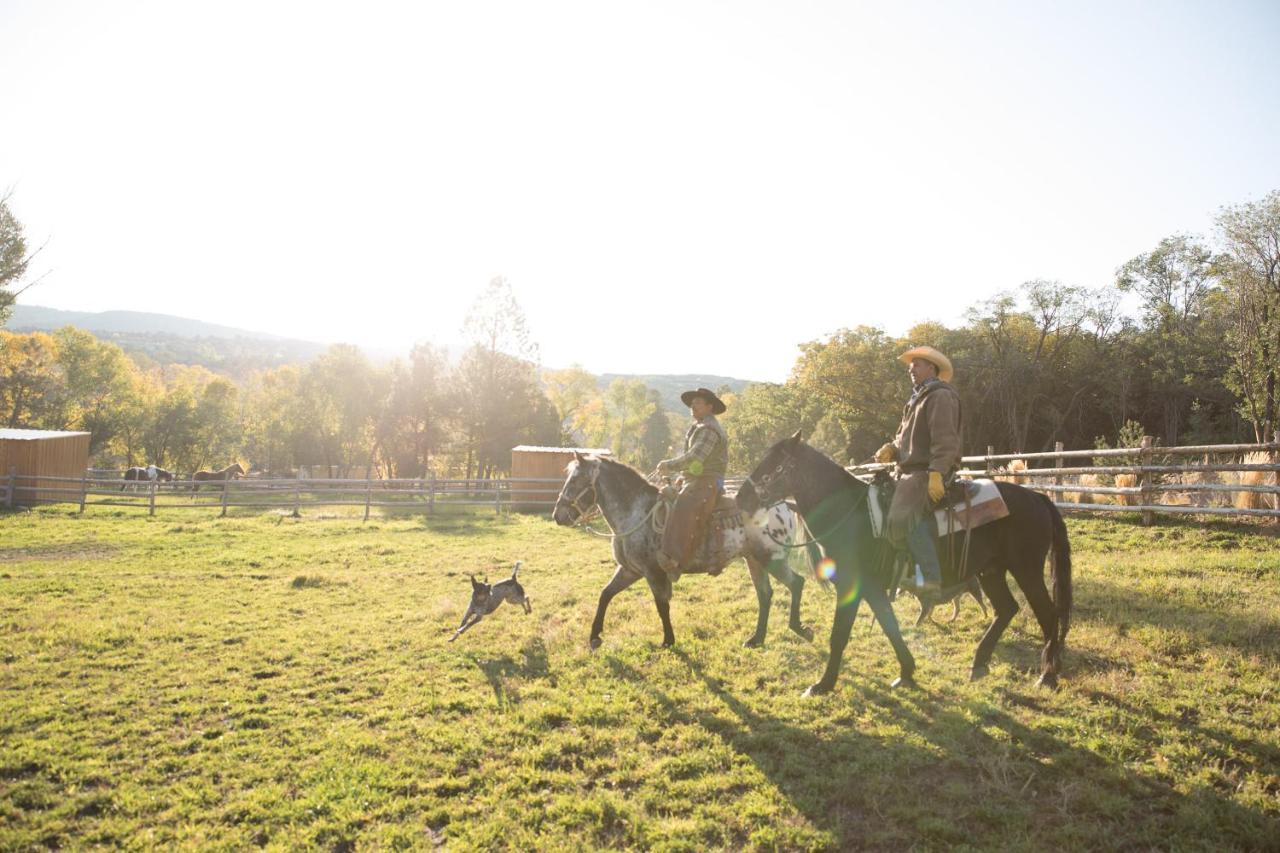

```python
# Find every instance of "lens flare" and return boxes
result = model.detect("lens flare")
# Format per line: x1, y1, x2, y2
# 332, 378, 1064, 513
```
838, 578, 862, 609
817, 557, 837, 582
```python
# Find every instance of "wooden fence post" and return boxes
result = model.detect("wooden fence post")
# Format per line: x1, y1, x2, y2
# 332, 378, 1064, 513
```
1140, 435, 1154, 526
79, 472, 88, 514
428, 473, 435, 516
292, 477, 301, 518
149, 479, 157, 517
1054, 441, 1064, 503
495, 480, 502, 516
986, 445, 995, 477
220, 480, 229, 518
6, 466, 14, 508
1273, 429, 1279, 525
364, 473, 372, 522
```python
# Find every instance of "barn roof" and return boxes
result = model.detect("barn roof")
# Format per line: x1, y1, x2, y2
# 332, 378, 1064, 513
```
0, 429, 91, 440
511, 445, 612, 455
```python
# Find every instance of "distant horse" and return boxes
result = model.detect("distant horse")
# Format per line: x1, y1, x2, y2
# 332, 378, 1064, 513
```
739, 432, 1072, 694
192, 462, 245, 492
121, 465, 174, 492
553, 452, 820, 650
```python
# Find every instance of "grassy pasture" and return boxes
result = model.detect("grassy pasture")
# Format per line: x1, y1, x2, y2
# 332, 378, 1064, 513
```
1, 507, 1278, 850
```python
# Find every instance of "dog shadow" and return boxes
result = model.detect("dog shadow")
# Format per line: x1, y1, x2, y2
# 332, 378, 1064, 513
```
467, 637, 550, 707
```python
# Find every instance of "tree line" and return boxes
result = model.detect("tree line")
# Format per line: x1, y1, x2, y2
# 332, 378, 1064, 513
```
1, 191, 1277, 477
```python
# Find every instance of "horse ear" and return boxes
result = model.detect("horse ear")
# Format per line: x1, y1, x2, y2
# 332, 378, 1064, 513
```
573, 451, 584, 462
790, 429, 803, 443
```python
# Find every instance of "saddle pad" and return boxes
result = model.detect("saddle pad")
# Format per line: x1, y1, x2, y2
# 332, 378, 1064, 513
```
934, 479, 1009, 535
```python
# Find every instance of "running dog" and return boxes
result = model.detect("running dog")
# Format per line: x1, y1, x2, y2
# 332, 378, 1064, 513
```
449, 561, 532, 642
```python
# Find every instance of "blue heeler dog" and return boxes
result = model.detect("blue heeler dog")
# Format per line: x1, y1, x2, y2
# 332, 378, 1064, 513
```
449, 561, 532, 642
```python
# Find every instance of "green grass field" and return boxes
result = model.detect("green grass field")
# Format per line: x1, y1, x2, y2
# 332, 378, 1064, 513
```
2, 506, 1277, 850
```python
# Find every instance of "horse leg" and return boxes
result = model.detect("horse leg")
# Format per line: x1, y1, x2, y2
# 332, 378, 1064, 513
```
643, 572, 676, 648
970, 571, 1019, 681
590, 566, 641, 651
863, 583, 917, 688
1017, 569, 1062, 689
743, 555, 773, 648
805, 588, 862, 697
767, 557, 813, 641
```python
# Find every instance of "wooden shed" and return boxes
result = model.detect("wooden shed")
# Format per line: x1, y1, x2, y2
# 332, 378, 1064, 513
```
0, 429, 91, 506
510, 445, 612, 508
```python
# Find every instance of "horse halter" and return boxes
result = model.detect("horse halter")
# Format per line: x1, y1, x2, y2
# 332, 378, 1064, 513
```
555, 463, 600, 523
745, 451, 796, 506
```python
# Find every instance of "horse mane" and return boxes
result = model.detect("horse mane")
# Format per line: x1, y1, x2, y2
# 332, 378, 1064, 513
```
796, 440, 864, 488
593, 455, 657, 495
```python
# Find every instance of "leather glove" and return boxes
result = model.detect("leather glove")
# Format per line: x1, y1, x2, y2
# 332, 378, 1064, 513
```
874, 442, 897, 464
928, 471, 945, 503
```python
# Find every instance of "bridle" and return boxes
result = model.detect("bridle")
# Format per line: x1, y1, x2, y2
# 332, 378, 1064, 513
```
554, 463, 600, 524
744, 450, 797, 508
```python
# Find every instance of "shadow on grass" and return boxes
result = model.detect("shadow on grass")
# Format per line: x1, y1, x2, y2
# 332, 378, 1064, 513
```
602, 648, 1276, 849
467, 637, 550, 707
1083, 574, 1280, 666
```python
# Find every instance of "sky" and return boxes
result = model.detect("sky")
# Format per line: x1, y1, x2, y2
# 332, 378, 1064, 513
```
2, 0, 1278, 382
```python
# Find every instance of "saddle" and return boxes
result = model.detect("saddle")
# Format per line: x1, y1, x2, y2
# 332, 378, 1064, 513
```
657, 489, 745, 575
867, 472, 1010, 586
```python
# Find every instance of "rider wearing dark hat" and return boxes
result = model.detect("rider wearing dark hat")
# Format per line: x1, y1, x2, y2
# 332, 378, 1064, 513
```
655, 388, 729, 576
875, 346, 962, 597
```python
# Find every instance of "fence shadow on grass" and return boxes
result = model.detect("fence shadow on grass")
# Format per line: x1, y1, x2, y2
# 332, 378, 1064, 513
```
603, 651, 1275, 848
1082, 575, 1280, 667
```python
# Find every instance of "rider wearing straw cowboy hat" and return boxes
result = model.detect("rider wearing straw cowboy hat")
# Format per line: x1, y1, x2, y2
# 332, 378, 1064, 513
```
875, 345, 962, 597
655, 388, 730, 576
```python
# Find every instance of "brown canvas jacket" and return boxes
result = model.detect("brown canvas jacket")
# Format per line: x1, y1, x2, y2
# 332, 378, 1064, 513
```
892, 380, 962, 476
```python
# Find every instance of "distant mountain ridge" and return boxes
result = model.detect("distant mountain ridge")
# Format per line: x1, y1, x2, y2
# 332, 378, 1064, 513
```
5, 305, 763, 403
9, 305, 286, 340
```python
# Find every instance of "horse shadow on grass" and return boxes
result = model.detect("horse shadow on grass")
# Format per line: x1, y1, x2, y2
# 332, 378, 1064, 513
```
465, 637, 550, 708
602, 650, 1276, 849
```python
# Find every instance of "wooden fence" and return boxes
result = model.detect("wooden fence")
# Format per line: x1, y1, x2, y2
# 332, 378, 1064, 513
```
3, 440, 1277, 522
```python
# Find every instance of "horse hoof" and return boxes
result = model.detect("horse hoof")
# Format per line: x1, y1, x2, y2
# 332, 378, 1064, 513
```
589, 636, 602, 652
891, 674, 917, 689
662, 638, 675, 648
793, 625, 815, 642
743, 636, 764, 648
969, 664, 990, 682
1037, 673, 1059, 690
802, 682, 831, 698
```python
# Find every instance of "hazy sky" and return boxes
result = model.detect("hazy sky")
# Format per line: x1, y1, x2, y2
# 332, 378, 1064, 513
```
2, 1, 1277, 381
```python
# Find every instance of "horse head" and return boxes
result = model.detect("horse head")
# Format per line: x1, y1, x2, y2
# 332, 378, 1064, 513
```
739, 430, 805, 513
231, 462, 246, 478
552, 453, 599, 526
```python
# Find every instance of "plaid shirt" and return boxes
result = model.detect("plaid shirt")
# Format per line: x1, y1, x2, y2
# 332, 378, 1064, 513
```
663, 415, 728, 478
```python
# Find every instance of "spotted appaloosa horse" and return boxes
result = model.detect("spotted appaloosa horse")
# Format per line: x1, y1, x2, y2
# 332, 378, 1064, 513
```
553, 452, 822, 650
192, 462, 245, 492
121, 465, 175, 492
739, 432, 1072, 695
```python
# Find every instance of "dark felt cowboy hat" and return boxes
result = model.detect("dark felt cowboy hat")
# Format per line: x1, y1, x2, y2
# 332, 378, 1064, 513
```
679, 387, 727, 415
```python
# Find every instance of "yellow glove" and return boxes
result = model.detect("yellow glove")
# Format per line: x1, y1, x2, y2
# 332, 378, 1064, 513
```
928, 471, 945, 503
874, 442, 897, 464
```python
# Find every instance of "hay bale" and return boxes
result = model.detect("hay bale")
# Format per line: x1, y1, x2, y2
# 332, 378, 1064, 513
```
1069, 473, 1108, 506
994, 459, 1027, 484
1114, 472, 1140, 506
1235, 451, 1278, 511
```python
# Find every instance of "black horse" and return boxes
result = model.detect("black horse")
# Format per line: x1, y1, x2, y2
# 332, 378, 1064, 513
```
739, 432, 1072, 694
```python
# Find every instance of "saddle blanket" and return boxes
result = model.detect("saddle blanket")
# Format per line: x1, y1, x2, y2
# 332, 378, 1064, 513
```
868, 478, 1010, 538
932, 479, 1009, 535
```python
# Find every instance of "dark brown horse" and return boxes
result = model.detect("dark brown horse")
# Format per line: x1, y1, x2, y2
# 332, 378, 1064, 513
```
192, 462, 245, 492
739, 433, 1072, 694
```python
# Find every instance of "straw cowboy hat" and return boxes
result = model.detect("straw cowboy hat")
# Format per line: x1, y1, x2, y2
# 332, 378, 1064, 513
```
679, 387, 727, 415
898, 345, 954, 382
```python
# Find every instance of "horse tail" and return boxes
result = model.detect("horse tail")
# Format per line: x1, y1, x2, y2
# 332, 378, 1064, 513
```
786, 502, 827, 588
1045, 496, 1072, 646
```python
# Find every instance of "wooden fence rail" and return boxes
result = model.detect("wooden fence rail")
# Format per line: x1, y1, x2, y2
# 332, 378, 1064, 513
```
4, 439, 1277, 521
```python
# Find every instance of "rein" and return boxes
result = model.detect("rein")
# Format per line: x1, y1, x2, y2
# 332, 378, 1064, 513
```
776, 490, 867, 550
557, 463, 667, 541
748, 448, 868, 550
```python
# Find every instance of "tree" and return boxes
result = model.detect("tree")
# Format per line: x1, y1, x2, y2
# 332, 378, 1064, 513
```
0, 331, 60, 427
378, 344, 453, 477
0, 193, 44, 325
543, 365, 599, 445
791, 326, 902, 460
1216, 190, 1280, 441
50, 328, 138, 455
